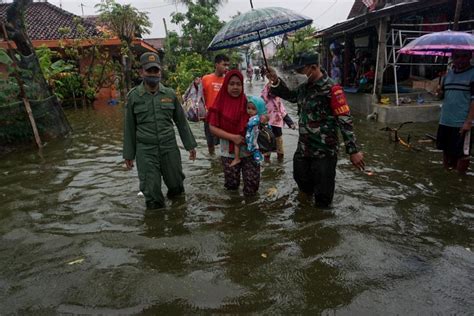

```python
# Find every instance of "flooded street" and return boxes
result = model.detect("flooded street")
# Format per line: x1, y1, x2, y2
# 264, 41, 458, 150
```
1, 79, 473, 314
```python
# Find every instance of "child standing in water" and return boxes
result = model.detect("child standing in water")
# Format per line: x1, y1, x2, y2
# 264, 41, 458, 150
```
261, 82, 296, 162
230, 96, 268, 167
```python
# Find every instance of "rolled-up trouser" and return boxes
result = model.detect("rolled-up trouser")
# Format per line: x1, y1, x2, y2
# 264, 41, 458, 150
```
204, 121, 220, 147
293, 152, 337, 207
275, 136, 284, 155
136, 143, 185, 209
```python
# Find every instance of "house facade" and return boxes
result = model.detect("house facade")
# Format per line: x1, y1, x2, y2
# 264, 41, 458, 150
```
0, 1, 157, 100
316, 0, 473, 91
315, 0, 474, 122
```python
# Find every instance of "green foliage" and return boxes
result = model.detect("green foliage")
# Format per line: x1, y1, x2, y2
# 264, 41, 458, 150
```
274, 26, 318, 66
170, 2, 223, 58
174, 0, 227, 6
95, 0, 151, 41
0, 48, 18, 105
36, 45, 75, 100
0, 48, 12, 65
53, 72, 83, 103
162, 31, 182, 72
58, 18, 119, 104
165, 53, 213, 98
226, 50, 244, 69
163, 0, 243, 94
96, 0, 151, 92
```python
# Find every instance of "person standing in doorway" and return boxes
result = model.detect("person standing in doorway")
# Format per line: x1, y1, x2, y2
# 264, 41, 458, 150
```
123, 52, 197, 210
202, 54, 230, 155
266, 53, 365, 207
436, 49, 474, 174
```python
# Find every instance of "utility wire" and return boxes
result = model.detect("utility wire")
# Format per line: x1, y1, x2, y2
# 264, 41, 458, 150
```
314, 0, 339, 20
300, 0, 313, 13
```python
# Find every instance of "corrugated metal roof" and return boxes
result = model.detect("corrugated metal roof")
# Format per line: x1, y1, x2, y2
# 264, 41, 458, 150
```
315, 0, 451, 39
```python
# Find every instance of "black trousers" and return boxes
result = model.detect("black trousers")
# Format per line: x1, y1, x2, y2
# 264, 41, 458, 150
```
293, 152, 337, 207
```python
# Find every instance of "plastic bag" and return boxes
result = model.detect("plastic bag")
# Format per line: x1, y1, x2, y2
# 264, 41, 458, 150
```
183, 98, 206, 122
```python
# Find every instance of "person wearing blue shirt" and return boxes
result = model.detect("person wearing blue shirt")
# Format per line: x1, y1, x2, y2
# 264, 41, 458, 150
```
437, 50, 474, 174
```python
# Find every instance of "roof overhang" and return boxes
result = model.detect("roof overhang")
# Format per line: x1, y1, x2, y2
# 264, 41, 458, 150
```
0, 38, 157, 53
314, 0, 450, 40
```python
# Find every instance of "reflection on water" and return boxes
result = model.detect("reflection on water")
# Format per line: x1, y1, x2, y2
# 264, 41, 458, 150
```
0, 87, 473, 314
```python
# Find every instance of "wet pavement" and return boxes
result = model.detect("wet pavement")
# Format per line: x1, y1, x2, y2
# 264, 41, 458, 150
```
0, 78, 473, 314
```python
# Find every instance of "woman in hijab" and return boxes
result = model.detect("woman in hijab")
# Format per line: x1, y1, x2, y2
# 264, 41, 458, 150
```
207, 70, 261, 196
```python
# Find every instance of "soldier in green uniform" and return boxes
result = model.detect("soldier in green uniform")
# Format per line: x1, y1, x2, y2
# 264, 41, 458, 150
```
123, 52, 197, 210
266, 53, 365, 207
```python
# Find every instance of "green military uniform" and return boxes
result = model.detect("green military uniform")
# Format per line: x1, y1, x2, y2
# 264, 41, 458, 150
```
270, 69, 359, 206
123, 82, 197, 209
271, 73, 358, 157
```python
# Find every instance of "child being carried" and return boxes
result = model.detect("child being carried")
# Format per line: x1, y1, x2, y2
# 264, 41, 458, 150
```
230, 96, 269, 167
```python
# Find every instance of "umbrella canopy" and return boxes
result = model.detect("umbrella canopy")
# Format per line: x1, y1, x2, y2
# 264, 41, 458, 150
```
399, 30, 474, 56
208, 7, 312, 51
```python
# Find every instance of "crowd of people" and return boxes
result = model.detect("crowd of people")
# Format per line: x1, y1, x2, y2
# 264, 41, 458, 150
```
246, 64, 266, 83
123, 49, 473, 210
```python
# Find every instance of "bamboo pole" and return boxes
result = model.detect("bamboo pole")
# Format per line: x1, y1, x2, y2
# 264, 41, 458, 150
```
1, 22, 43, 149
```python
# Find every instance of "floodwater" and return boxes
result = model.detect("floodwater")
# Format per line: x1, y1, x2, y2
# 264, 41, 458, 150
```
0, 79, 473, 314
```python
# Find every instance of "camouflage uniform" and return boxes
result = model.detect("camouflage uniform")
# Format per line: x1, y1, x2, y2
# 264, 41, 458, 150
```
123, 82, 197, 209
270, 72, 359, 206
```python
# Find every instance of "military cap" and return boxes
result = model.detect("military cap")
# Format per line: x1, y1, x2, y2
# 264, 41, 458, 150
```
287, 52, 320, 70
140, 52, 161, 70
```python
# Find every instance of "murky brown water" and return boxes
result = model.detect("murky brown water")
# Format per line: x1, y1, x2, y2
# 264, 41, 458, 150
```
0, 80, 473, 314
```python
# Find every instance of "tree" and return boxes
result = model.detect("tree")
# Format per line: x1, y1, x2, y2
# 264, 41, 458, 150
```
2, 0, 71, 144
167, 53, 213, 97
58, 18, 119, 106
274, 26, 318, 67
173, 0, 227, 7
162, 0, 242, 93
170, 2, 224, 58
96, 0, 151, 93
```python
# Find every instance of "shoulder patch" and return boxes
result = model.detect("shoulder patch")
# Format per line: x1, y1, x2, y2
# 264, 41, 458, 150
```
330, 85, 350, 116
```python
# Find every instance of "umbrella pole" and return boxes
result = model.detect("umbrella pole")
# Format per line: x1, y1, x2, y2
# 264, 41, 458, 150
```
250, 0, 269, 70
257, 32, 269, 70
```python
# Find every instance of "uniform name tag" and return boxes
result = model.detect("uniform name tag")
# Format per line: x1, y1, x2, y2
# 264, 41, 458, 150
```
161, 98, 173, 103
330, 85, 350, 116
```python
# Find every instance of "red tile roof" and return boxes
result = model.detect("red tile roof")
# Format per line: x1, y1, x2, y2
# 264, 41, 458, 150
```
0, 2, 99, 40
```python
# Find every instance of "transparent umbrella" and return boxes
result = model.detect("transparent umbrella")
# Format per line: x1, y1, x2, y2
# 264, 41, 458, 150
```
399, 30, 474, 56
208, 0, 312, 68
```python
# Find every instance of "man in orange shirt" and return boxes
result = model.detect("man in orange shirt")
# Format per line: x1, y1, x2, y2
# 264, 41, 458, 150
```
202, 54, 230, 154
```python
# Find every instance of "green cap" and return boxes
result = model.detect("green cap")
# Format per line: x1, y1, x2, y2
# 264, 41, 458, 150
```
140, 52, 161, 70
287, 52, 320, 70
